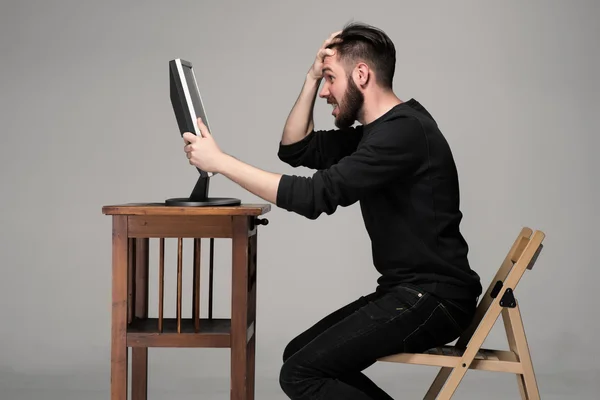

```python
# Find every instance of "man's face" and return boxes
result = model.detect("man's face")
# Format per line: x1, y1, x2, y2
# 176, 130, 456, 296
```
319, 55, 364, 129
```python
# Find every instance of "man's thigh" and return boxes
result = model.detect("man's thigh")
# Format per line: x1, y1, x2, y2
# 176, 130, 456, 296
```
283, 292, 377, 361
283, 285, 464, 377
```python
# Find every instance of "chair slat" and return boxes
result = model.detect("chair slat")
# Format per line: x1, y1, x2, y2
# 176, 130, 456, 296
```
379, 350, 523, 374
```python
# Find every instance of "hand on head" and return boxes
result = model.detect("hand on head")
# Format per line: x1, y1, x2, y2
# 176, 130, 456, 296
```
308, 30, 343, 80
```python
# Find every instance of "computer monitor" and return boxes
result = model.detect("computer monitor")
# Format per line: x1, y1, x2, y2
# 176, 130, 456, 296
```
165, 58, 241, 207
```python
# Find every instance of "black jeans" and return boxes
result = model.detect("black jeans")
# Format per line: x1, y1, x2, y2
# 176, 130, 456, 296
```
279, 284, 476, 400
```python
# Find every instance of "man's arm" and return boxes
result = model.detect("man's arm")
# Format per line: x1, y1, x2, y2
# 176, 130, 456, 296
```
213, 116, 425, 219
216, 154, 282, 204
277, 125, 363, 170
277, 117, 426, 219
280, 74, 321, 145
281, 31, 341, 145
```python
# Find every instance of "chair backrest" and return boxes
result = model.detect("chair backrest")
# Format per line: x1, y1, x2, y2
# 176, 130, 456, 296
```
455, 227, 545, 348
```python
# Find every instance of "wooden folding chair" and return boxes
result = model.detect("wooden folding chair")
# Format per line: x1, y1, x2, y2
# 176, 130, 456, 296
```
378, 227, 545, 399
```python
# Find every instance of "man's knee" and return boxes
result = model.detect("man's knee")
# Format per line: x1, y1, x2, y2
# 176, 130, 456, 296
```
279, 354, 322, 399
279, 358, 303, 398
282, 335, 304, 362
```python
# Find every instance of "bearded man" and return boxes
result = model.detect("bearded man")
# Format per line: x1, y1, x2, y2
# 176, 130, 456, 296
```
183, 22, 482, 400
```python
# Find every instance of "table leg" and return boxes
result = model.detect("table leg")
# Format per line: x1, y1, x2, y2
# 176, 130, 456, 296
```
231, 217, 250, 400
246, 232, 257, 400
132, 238, 149, 399
111, 216, 128, 399
132, 349, 148, 399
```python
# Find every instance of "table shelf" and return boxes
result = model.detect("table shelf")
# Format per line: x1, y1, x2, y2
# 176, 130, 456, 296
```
127, 318, 232, 348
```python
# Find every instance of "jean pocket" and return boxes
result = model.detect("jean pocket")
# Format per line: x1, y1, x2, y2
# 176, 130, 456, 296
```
397, 285, 425, 301
438, 301, 469, 333
361, 287, 425, 322
387, 284, 427, 309
402, 303, 464, 353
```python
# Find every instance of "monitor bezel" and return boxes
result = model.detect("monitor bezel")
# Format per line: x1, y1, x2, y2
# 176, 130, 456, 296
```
173, 58, 212, 135
170, 58, 214, 177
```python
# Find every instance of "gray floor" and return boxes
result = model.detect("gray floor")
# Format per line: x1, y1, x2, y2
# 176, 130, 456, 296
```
1, 368, 597, 399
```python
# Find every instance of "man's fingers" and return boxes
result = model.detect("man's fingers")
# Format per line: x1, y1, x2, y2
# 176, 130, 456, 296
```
326, 37, 342, 48
317, 48, 335, 61
324, 31, 342, 46
322, 30, 342, 46
183, 131, 196, 143
197, 117, 211, 138
320, 36, 340, 52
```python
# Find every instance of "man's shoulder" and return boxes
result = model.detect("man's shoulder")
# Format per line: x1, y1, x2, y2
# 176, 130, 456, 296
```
374, 99, 447, 141
364, 111, 425, 144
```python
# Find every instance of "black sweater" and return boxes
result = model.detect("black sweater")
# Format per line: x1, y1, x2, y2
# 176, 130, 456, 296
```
276, 99, 482, 300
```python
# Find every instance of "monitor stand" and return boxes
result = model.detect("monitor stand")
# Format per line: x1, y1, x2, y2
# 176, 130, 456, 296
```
165, 173, 241, 207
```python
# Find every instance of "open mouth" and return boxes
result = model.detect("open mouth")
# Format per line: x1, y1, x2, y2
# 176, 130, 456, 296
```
329, 99, 339, 115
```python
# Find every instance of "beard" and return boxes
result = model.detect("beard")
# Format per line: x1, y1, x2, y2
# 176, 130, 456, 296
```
334, 76, 364, 129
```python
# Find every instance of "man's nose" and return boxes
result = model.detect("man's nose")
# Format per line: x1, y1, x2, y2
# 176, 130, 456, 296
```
319, 84, 329, 98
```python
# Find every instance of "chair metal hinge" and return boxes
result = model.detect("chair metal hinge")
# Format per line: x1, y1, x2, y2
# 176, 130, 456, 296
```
499, 288, 516, 308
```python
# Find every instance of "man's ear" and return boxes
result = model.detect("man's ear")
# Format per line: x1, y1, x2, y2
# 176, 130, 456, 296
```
354, 62, 370, 87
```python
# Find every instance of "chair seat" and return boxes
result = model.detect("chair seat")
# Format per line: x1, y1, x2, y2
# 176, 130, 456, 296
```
378, 346, 523, 374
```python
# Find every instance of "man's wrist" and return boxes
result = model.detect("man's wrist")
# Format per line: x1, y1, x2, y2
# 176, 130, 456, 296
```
216, 152, 234, 175
306, 73, 321, 85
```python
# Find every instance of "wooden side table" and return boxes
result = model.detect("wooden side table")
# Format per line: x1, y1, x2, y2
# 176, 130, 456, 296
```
102, 203, 271, 400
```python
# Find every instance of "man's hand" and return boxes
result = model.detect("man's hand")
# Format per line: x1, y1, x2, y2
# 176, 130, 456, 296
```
181, 117, 282, 204
183, 117, 225, 173
308, 30, 342, 80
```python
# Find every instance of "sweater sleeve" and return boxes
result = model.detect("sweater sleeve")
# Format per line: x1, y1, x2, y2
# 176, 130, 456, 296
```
277, 125, 363, 170
276, 117, 425, 219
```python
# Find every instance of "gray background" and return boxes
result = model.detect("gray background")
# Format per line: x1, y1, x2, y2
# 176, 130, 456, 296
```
1, 0, 598, 399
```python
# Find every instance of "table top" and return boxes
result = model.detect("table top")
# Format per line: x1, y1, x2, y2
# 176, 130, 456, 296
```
102, 202, 271, 216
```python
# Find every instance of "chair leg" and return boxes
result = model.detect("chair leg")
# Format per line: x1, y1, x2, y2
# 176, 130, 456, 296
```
515, 375, 529, 400
506, 304, 540, 400
502, 308, 527, 399
424, 367, 453, 399
436, 301, 506, 399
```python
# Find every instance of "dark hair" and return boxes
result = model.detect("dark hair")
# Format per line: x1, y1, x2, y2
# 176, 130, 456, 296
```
327, 22, 396, 89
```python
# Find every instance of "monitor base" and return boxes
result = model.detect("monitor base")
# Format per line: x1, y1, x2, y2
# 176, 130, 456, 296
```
164, 174, 241, 207
165, 197, 241, 207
